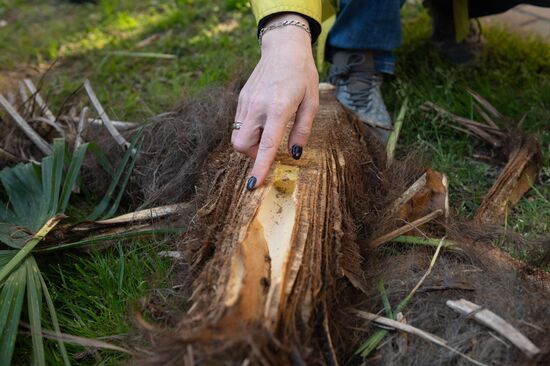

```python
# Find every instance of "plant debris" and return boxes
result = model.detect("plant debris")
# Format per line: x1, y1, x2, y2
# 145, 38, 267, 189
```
423, 90, 543, 225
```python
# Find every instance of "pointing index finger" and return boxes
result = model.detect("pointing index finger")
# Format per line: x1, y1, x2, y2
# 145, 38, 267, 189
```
247, 111, 290, 190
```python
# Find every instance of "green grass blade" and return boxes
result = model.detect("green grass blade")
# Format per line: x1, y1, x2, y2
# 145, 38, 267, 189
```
87, 128, 144, 221
390, 235, 457, 249
356, 239, 445, 358
377, 280, 394, 320
0, 216, 62, 284
116, 244, 125, 295
59, 143, 89, 213
355, 282, 393, 358
0, 265, 27, 366
103, 136, 144, 219
26, 257, 45, 366
355, 329, 388, 357
38, 270, 71, 366
386, 97, 409, 164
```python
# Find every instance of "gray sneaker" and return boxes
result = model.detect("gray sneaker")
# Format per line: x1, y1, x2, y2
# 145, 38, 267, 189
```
329, 51, 392, 144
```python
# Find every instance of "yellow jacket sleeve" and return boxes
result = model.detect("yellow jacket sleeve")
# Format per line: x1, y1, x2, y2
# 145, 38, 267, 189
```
250, 0, 323, 26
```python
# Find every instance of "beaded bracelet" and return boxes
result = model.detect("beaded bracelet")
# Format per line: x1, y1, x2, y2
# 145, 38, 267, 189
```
258, 19, 311, 46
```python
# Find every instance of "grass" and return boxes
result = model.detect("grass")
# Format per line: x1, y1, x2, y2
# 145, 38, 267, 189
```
12, 240, 173, 365
0, 0, 548, 364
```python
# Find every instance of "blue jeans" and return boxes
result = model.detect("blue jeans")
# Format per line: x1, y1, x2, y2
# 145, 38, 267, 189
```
327, 0, 403, 74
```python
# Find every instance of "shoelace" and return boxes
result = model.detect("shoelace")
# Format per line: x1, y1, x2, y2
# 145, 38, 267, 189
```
328, 54, 383, 109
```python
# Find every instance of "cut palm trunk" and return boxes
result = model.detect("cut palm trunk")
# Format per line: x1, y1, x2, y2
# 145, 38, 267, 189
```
148, 91, 379, 365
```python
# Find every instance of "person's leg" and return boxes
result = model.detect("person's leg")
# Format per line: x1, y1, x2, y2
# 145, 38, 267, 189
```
326, 0, 403, 144
327, 0, 402, 74
426, 0, 477, 64
428, 0, 550, 64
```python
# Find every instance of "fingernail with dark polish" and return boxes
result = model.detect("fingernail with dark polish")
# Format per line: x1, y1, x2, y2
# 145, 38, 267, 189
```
246, 176, 257, 191
291, 144, 303, 160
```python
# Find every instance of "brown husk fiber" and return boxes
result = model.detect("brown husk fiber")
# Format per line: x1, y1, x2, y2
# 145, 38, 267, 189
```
84, 87, 549, 365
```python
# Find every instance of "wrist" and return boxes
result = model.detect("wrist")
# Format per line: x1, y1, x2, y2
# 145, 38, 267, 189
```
260, 13, 311, 52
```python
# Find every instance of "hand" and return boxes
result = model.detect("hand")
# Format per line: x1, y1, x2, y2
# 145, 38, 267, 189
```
232, 13, 319, 190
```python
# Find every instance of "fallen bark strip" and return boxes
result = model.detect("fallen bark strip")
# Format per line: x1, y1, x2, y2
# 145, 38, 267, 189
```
84, 79, 130, 149
74, 107, 89, 150
23, 78, 57, 122
475, 135, 542, 225
446, 298, 541, 358
59, 116, 138, 130
20, 322, 132, 355
18, 81, 32, 116
94, 203, 188, 224
0, 94, 52, 155
389, 172, 427, 215
355, 310, 447, 346
370, 209, 443, 248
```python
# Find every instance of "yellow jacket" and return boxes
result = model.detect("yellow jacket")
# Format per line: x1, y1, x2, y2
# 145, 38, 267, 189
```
250, 0, 337, 42
249, 0, 471, 44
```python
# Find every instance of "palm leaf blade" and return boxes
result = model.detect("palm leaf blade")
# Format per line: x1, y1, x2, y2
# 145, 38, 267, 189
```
0, 265, 27, 366
45, 140, 65, 219
39, 270, 71, 366
26, 257, 45, 366
59, 143, 89, 212
87, 128, 144, 221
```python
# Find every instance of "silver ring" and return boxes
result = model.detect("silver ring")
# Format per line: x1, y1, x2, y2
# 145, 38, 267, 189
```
232, 121, 242, 130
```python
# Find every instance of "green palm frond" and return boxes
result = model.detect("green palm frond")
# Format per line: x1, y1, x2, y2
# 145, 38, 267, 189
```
0, 130, 147, 365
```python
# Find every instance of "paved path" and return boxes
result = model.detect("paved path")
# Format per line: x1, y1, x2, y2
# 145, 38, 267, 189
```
483, 5, 550, 42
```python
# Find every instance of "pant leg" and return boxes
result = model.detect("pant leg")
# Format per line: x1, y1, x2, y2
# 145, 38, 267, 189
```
327, 0, 403, 74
